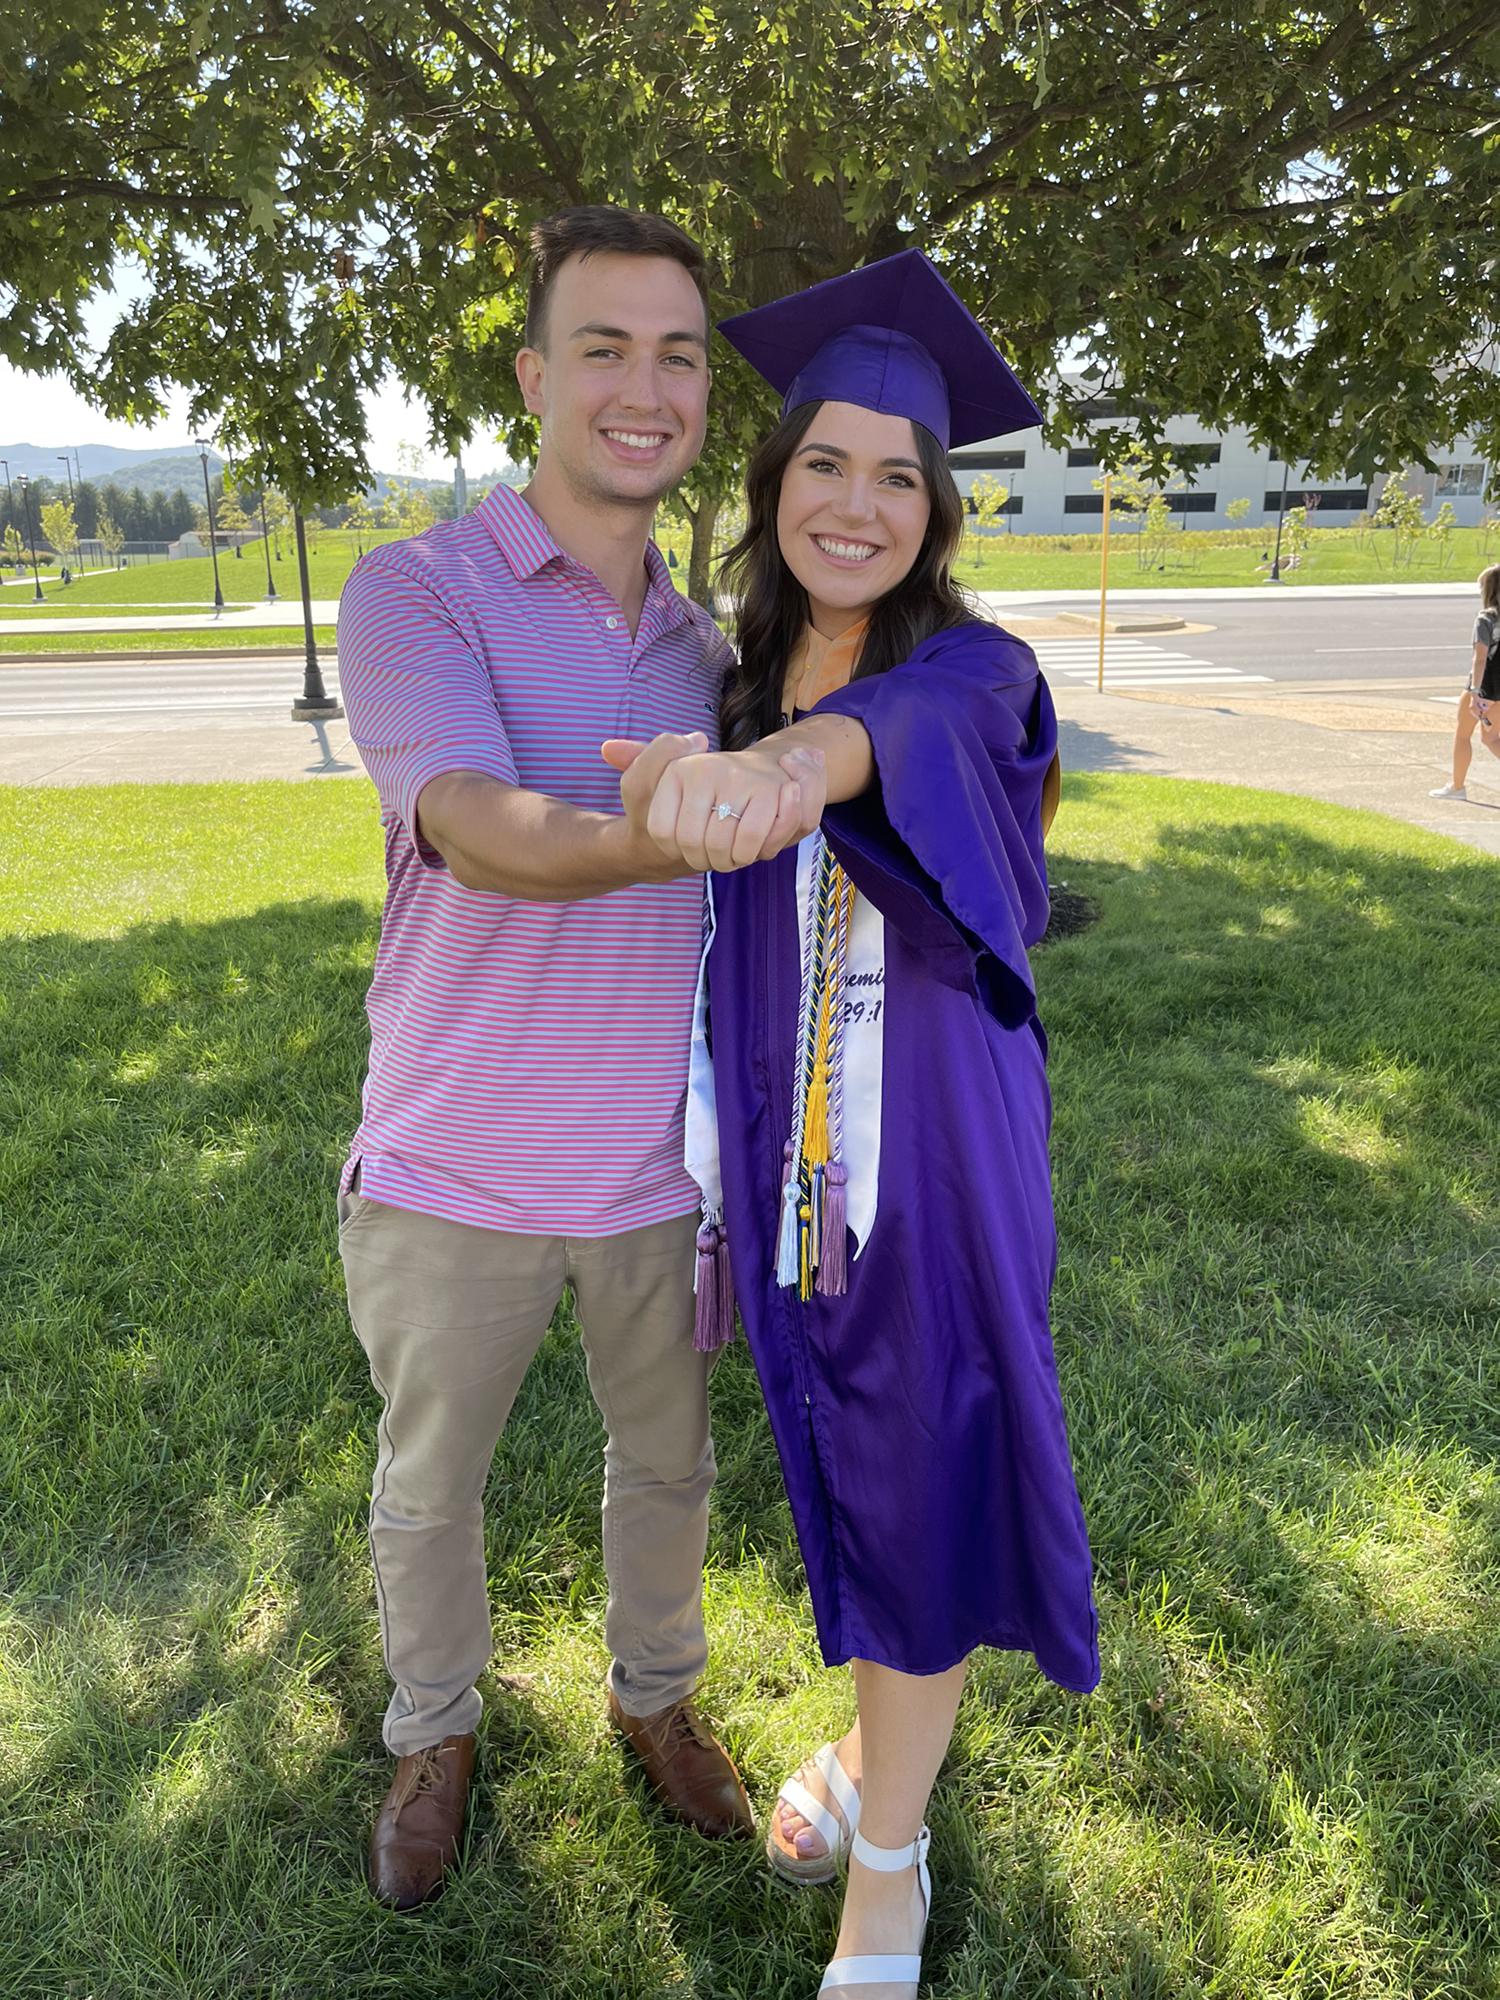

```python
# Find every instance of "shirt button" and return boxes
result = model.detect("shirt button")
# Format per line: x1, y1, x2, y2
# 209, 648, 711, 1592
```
605, 615, 619, 630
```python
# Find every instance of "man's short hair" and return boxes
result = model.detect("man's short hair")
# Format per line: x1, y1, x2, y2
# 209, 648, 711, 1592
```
524, 205, 709, 351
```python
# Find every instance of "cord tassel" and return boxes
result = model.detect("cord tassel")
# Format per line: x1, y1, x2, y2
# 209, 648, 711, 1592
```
692, 1217, 722, 1351
815, 1160, 848, 1296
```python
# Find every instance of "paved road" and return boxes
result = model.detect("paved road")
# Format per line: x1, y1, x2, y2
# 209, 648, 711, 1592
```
0, 655, 339, 722
0, 590, 1477, 725
1014, 590, 1477, 690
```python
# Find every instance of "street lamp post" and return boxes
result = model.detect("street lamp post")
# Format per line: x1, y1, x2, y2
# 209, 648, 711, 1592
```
289, 506, 343, 720
17, 475, 45, 602
1269, 458, 1292, 581
56, 454, 81, 573
258, 491, 277, 600
194, 438, 226, 611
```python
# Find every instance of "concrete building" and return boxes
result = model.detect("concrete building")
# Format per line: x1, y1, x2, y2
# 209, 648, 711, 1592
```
948, 379, 1492, 535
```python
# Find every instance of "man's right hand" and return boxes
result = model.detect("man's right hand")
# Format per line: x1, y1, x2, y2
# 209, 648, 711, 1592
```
601, 734, 818, 873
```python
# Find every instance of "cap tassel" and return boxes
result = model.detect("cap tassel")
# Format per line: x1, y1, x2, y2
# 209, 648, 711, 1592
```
815, 1160, 849, 1296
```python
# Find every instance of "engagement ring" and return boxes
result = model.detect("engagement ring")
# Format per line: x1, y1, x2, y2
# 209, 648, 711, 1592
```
715, 802, 744, 821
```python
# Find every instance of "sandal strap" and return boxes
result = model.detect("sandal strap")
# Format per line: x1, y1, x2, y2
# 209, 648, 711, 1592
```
818, 1955, 922, 1990
811, 1740, 862, 1832
777, 1776, 845, 1856
850, 1826, 930, 1873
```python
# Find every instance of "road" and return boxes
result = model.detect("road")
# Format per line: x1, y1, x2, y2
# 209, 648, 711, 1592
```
0, 591, 1476, 727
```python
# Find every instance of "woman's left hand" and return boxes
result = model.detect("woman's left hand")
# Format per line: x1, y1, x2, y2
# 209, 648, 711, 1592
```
602, 740, 827, 872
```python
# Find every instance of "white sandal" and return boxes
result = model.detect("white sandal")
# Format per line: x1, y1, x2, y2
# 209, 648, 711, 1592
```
818, 1825, 932, 1993
767, 1738, 863, 1886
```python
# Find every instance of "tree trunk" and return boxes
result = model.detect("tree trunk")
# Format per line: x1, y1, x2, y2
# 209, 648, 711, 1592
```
687, 492, 722, 617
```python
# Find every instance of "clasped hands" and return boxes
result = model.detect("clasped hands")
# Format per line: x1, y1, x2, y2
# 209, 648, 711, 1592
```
600, 731, 826, 874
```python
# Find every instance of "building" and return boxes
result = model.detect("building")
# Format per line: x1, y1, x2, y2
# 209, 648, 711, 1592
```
948, 381, 1492, 536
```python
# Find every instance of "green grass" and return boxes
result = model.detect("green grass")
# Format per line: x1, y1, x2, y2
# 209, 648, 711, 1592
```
0, 627, 339, 659
961, 522, 1496, 592
2, 777, 1498, 1998
5, 521, 1493, 626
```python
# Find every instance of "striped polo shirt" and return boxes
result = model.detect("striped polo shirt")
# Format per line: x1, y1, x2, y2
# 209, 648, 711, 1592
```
337, 482, 730, 1235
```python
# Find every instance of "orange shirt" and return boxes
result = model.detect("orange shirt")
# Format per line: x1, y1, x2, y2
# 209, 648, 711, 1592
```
782, 617, 870, 717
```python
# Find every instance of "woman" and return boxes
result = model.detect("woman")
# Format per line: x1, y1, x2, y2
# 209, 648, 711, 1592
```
1430, 562, 1500, 801
611, 252, 1099, 1998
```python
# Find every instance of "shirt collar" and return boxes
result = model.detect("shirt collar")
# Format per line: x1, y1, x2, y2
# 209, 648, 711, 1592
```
477, 483, 695, 633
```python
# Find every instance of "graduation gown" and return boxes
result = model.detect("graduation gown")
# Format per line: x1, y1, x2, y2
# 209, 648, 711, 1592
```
703, 619, 1100, 1689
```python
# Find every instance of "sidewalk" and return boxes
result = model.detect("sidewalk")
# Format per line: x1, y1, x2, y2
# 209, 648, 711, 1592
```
1052, 678, 1500, 856
4, 663, 1496, 856
0, 577, 1477, 637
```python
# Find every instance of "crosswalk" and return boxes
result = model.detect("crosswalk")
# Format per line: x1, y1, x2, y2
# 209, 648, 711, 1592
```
1032, 636, 1269, 690
0, 656, 342, 720
0, 633, 1266, 729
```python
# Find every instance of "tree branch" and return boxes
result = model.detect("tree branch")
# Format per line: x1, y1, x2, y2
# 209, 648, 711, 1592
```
419, 0, 586, 203
0, 177, 243, 218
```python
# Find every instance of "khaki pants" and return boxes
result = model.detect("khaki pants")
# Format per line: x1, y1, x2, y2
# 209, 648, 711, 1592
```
338, 1179, 714, 1755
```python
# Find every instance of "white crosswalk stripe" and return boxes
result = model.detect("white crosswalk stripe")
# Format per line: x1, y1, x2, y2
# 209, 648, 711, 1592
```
0, 656, 342, 719
1030, 636, 1268, 688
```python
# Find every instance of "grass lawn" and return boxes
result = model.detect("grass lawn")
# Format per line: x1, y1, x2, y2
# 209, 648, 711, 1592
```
0, 627, 340, 659
7, 522, 1493, 622
2, 777, 1497, 1999
960, 523, 1496, 594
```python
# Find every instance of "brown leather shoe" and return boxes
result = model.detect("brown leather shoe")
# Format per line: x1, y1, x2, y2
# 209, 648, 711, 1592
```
608, 1690, 754, 1839
368, 1733, 477, 1909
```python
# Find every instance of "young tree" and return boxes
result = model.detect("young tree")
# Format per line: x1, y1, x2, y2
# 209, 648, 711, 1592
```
1374, 471, 1426, 567
965, 472, 1010, 567
97, 507, 126, 567
1428, 499, 1458, 571
39, 498, 76, 567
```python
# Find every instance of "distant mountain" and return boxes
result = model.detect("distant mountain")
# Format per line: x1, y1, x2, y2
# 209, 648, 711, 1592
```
1, 441, 520, 500
0, 441, 223, 493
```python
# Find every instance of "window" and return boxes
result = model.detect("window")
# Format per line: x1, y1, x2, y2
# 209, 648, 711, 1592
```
1170, 443, 1222, 468
1265, 487, 1369, 512
1168, 492, 1217, 513
1063, 494, 1106, 514
950, 449, 1025, 470
964, 494, 1023, 516
1436, 461, 1486, 497
1067, 448, 1100, 469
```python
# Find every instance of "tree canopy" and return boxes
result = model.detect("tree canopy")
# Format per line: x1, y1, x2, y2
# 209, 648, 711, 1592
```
4, 0, 1497, 522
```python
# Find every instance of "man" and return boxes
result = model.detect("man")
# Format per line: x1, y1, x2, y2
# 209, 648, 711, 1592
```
336, 204, 824, 1908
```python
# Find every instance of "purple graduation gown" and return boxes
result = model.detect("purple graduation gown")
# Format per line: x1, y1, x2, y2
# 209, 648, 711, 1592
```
706, 620, 1100, 1690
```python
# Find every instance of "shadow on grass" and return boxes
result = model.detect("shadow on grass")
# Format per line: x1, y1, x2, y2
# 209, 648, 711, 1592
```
1, 794, 1497, 1995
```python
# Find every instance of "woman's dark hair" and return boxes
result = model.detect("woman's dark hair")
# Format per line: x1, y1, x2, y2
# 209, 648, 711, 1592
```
717, 401, 972, 749
1478, 563, 1500, 614
524, 205, 709, 351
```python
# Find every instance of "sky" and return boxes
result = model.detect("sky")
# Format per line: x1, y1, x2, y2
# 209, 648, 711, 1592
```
0, 353, 493, 480
0, 270, 504, 480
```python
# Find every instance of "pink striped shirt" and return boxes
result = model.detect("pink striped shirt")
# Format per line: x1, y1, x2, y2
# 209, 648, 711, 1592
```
337, 483, 730, 1235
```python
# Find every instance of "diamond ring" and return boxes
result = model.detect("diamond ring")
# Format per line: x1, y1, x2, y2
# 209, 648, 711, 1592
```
715, 802, 744, 822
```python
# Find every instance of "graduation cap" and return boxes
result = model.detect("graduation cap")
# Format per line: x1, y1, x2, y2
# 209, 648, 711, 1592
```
716, 249, 1041, 452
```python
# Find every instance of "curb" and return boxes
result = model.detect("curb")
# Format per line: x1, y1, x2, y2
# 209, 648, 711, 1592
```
0, 647, 330, 668
1054, 610, 1189, 635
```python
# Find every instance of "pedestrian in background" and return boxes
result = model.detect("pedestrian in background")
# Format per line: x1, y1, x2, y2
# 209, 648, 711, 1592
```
1431, 563, 1500, 800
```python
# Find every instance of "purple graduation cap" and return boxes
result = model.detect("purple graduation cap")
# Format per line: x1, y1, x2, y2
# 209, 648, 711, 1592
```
717, 248, 1041, 451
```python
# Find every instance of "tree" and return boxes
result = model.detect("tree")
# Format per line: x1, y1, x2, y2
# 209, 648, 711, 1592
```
38, 498, 76, 565
1428, 499, 1458, 571
965, 472, 1011, 566
97, 507, 126, 566
346, 492, 381, 557
215, 490, 253, 555
5, 2, 1499, 608
1374, 470, 1427, 567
